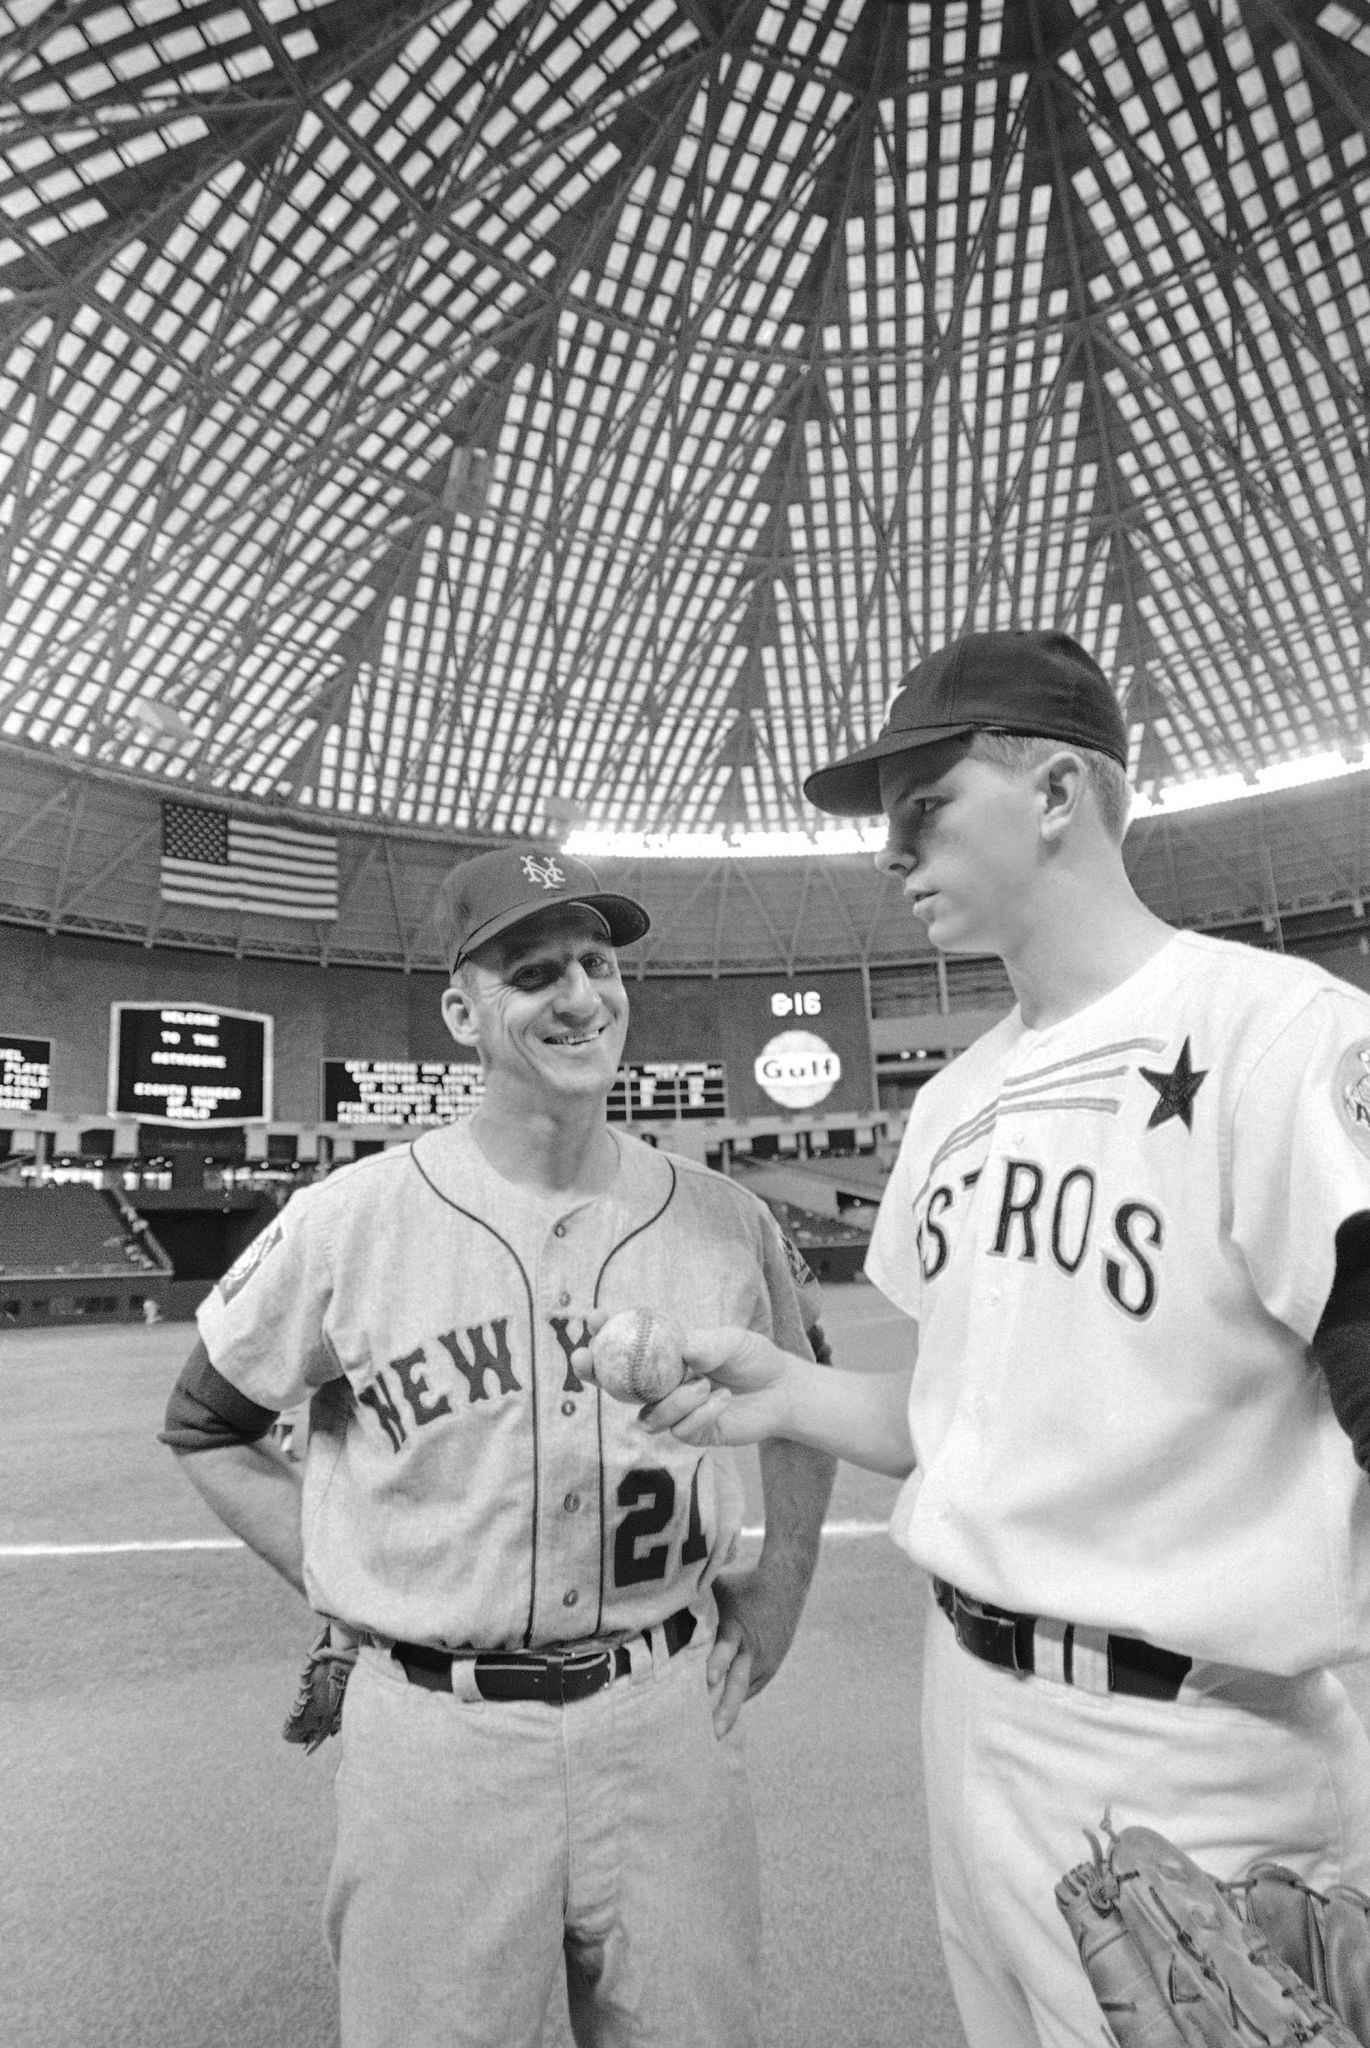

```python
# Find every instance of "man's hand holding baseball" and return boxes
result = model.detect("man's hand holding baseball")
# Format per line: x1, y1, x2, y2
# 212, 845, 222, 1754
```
645, 1329, 918, 1481
640, 1328, 795, 1446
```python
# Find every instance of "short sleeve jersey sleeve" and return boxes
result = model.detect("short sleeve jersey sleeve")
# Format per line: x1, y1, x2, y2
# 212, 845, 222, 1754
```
864, 1109, 931, 1326
1229, 985, 1370, 1342
756, 1205, 822, 1360
195, 1185, 340, 1411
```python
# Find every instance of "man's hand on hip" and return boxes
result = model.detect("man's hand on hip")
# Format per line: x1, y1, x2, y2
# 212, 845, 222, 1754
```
707, 1559, 809, 1738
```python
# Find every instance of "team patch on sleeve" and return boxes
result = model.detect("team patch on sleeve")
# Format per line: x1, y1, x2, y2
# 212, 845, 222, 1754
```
1334, 1040, 1370, 1158
780, 1230, 818, 1295
216, 1217, 285, 1304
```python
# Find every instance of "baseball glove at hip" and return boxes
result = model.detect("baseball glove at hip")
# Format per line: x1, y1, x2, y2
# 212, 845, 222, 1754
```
1237, 1864, 1370, 2045
1056, 1819, 1370, 2047
282, 1620, 359, 1753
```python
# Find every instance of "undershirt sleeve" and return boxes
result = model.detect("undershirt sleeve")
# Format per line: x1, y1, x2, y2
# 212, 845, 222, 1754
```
1312, 1211, 1370, 1479
1230, 989, 1370, 1340
160, 1339, 279, 1452
806, 1317, 834, 1366
195, 1183, 337, 1411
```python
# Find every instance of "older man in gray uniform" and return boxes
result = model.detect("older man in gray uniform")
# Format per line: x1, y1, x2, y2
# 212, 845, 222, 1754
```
163, 845, 835, 2048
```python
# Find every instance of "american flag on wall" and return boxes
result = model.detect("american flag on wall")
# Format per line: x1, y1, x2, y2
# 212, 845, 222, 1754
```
160, 802, 339, 921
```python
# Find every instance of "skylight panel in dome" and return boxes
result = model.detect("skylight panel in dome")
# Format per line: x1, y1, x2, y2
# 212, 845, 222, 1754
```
3, 0, 1370, 825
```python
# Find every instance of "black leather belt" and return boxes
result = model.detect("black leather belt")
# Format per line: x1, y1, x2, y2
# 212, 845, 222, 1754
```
933, 1579, 1192, 1701
391, 1606, 697, 1705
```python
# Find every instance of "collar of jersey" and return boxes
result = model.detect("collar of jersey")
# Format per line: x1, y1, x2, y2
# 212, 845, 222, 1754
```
410, 1121, 670, 1221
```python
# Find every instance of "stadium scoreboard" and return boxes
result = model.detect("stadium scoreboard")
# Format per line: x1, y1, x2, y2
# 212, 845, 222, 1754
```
321, 1057, 724, 1125
623, 971, 875, 1122
0, 1035, 51, 1114
109, 1004, 271, 1125
608, 1060, 726, 1123
322, 1058, 484, 1125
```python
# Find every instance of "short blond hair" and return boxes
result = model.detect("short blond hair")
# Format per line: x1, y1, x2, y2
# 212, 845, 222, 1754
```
970, 731, 1131, 842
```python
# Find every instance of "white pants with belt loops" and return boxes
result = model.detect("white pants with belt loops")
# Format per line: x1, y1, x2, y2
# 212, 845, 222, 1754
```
921, 1593, 1370, 2048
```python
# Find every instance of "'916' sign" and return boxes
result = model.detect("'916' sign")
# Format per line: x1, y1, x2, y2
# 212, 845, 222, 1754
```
770, 989, 822, 1017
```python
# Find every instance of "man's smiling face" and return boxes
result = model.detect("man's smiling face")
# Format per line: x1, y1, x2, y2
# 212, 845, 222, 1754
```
443, 905, 629, 1106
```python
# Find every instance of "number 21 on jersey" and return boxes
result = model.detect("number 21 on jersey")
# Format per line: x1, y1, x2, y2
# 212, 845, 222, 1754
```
615, 1463, 709, 1585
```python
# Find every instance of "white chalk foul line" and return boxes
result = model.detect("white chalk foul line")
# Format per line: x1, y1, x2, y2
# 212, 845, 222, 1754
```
0, 1537, 245, 1557
1, 1521, 890, 1559
743, 1519, 887, 1540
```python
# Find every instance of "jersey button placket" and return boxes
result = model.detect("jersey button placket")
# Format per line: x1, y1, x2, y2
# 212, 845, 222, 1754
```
534, 1211, 600, 1643
552, 1217, 572, 1315
948, 1124, 1005, 1486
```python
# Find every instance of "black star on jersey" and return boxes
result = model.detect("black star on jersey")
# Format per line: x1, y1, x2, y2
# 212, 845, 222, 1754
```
1139, 1037, 1208, 1131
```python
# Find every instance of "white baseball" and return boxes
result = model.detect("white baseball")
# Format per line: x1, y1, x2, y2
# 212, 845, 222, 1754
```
590, 1309, 687, 1403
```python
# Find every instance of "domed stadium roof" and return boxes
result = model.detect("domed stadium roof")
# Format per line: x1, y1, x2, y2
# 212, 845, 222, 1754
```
4, 0, 1370, 838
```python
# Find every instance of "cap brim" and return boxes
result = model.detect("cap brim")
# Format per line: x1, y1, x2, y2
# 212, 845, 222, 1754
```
456, 892, 650, 965
803, 721, 977, 816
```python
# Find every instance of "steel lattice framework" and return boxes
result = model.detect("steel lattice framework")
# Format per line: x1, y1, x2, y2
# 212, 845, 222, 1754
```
2, 0, 1370, 844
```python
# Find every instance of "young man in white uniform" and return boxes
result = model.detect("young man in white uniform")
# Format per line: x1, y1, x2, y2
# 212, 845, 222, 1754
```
162, 846, 835, 2048
634, 631, 1370, 2048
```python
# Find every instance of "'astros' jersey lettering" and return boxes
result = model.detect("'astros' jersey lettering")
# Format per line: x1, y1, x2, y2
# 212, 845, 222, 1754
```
866, 929, 1370, 1676
199, 1125, 818, 1650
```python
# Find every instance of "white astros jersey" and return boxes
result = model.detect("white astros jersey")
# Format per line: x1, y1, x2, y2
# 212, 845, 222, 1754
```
866, 929, 1370, 1677
198, 1125, 818, 1650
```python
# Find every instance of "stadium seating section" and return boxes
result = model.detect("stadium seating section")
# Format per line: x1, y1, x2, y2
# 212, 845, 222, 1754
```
0, 1186, 171, 1327
727, 1157, 878, 1283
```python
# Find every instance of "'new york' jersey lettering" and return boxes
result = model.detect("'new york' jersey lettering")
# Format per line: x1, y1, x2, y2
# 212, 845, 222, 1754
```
196, 1122, 820, 1654
436, 1321, 520, 1401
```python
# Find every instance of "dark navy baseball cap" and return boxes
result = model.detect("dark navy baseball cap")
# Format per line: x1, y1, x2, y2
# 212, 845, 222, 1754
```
804, 629, 1129, 817
438, 846, 650, 970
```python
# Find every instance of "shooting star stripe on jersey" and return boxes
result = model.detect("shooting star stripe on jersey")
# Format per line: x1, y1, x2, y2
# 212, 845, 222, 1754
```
1001, 1096, 1122, 1117
1001, 1037, 1167, 1088
922, 1108, 999, 1183
1002, 1065, 1134, 1094
921, 1048, 1157, 1182
0, 1521, 892, 1559
932, 1037, 1166, 1153
934, 1104, 999, 1155
927, 1037, 1168, 1152
918, 1091, 1123, 1198
911, 1090, 1126, 1213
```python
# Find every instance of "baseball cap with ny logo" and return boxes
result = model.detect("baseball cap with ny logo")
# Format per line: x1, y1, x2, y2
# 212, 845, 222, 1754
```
436, 845, 651, 970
